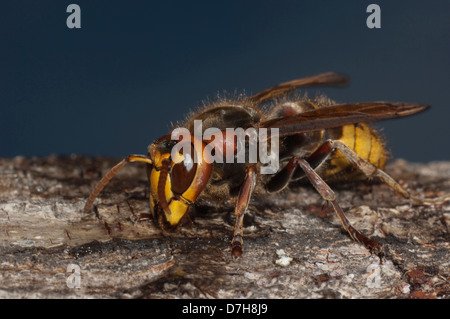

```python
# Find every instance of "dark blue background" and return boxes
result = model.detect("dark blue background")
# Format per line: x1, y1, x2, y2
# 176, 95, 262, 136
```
2, 1, 449, 161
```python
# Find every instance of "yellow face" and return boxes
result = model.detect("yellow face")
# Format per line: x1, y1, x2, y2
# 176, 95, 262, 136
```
148, 139, 213, 227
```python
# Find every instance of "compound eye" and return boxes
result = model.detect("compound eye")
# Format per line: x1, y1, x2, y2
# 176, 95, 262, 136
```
171, 144, 197, 195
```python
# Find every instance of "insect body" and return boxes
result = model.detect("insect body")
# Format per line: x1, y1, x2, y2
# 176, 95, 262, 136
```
84, 72, 429, 257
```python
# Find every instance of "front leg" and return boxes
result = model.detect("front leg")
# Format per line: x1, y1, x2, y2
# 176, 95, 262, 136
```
231, 165, 257, 257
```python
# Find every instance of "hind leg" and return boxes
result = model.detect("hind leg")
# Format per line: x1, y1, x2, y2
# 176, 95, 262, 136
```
309, 140, 448, 205
291, 157, 383, 255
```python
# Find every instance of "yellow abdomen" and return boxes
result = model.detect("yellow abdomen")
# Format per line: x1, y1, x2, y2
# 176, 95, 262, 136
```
323, 123, 387, 180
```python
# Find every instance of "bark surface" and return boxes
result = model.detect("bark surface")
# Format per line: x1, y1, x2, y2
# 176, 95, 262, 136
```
0, 155, 449, 298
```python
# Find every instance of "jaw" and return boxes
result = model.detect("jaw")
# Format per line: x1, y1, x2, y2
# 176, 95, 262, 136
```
152, 203, 191, 231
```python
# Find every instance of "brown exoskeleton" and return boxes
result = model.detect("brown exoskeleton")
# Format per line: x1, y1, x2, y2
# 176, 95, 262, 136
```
84, 72, 433, 257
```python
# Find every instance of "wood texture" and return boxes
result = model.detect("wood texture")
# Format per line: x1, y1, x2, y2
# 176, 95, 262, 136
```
0, 155, 449, 298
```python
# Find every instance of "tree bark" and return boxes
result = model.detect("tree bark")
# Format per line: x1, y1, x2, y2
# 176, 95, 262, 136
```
0, 155, 449, 298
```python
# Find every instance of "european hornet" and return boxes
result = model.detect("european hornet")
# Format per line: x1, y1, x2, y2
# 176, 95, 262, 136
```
84, 72, 433, 257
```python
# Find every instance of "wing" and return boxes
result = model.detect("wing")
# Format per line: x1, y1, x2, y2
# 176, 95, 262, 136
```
259, 102, 429, 136
250, 72, 349, 104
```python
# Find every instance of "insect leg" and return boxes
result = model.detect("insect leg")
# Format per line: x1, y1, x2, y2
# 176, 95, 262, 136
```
83, 154, 153, 213
295, 157, 382, 255
266, 157, 300, 192
266, 139, 337, 193
231, 165, 257, 257
317, 140, 440, 204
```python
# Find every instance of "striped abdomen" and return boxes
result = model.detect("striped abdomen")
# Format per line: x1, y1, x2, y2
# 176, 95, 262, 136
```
321, 123, 387, 180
